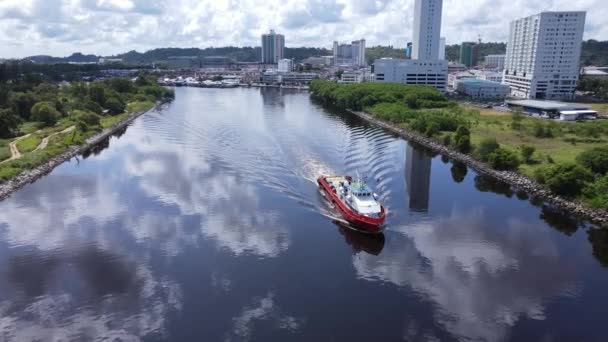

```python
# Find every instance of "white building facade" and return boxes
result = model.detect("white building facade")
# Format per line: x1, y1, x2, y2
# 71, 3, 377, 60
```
484, 54, 506, 70
412, 0, 443, 60
374, 59, 447, 92
503, 11, 586, 100
277, 59, 293, 72
456, 79, 511, 99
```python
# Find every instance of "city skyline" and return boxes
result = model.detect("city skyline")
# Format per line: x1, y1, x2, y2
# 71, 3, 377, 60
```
0, 0, 606, 58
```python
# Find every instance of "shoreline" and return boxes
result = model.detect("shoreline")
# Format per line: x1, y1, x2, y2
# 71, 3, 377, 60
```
349, 110, 608, 226
0, 103, 161, 202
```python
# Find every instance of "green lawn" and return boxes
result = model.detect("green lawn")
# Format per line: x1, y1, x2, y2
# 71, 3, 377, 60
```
16, 134, 43, 153
0, 140, 10, 161
126, 101, 155, 113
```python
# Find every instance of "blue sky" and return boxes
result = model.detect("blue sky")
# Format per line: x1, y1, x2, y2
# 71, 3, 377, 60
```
0, 0, 606, 58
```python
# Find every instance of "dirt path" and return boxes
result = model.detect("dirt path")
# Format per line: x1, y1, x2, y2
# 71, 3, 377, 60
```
34, 126, 75, 152
1, 126, 75, 164
0, 133, 31, 164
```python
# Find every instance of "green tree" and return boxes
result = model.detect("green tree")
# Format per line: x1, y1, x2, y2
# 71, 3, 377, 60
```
0, 109, 20, 138
576, 146, 608, 175
10, 92, 38, 120
105, 77, 135, 93
89, 83, 106, 106
487, 148, 520, 170
454, 125, 471, 153
31, 101, 60, 126
477, 137, 500, 161
520, 145, 536, 164
104, 97, 125, 115
540, 162, 594, 197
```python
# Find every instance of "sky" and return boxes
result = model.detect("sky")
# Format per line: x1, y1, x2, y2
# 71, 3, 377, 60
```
0, 0, 606, 58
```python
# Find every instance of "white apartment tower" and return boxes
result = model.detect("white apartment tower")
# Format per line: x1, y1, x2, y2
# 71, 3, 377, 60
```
412, 0, 443, 60
333, 39, 366, 66
503, 11, 586, 100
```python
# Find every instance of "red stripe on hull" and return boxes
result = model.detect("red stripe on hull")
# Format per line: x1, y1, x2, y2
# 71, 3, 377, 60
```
318, 176, 386, 234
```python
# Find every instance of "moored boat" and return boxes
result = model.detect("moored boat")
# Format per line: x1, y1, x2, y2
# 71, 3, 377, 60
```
317, 175, 386, 234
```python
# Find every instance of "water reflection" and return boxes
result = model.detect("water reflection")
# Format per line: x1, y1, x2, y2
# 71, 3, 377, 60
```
405, 144, 432, 212
0, 246, 181, 341
354, 209, 579, 341
338, 224, 385, 256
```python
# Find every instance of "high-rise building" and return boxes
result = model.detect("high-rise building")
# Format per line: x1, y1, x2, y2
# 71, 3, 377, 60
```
438, 37, 446, 60
405, 42, 413, 59
333, 39, 366, 66
375, 0, 446, 91
412, 0, 443, 60
261, 30, 285, 64
503, 11, 586, 100
459, 42, 475, 67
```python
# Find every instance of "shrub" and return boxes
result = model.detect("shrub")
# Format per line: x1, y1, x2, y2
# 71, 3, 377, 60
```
520, 145, 536, 164
454, 125, 471, 153
442, 133, 452, 146
541, 162, 594, 197
583, 175, 608, 208
477, 138, 500, 161
576, 146, 608, 175
425, 121, 440, 137
74, 110, 101, 126
31, 101, 60, 126
83, 100, 103, 114
487, 148, 520, 170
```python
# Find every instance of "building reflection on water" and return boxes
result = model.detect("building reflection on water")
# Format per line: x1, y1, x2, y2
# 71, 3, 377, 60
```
405, 144, 432, 212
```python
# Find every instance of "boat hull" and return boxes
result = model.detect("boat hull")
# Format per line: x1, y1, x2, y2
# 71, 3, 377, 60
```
318, 176, 386, 234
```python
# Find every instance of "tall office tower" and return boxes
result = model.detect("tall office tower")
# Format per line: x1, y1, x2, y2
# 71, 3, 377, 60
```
438, 37, 446, 60
503, 11, 586, 100
412, 0, 443, 60
261, 30, 285, 64
459, 42, 475, 67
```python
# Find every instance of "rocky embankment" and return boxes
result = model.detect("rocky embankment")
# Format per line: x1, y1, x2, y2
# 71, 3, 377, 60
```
0, 104, 160, 201
350, 110, 608, 227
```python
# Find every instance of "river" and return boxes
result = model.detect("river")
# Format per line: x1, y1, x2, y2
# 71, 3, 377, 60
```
0, 87, 607, 341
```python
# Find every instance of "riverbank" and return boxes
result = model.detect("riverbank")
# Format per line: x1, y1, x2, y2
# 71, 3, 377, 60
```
0, 103, 160, 201
349, 110, 608, 226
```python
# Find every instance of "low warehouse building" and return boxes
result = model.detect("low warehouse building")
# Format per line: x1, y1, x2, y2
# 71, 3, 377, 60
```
506, 99, 598, 120
455, 79, 510, 99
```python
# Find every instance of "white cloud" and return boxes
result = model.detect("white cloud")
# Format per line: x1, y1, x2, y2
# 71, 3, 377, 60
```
0, 0, 605, 58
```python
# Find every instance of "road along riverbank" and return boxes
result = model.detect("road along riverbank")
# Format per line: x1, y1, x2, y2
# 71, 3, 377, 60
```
349, 110, 608, 227
0, 103, 161, 201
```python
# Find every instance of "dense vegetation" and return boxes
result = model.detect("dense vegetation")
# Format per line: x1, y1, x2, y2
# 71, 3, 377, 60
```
578, 77, 608, 101
310, 80, 608, 209
0, 73, 174, 181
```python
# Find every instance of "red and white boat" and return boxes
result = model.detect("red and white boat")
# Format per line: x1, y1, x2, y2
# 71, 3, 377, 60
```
318, 175, 386, 234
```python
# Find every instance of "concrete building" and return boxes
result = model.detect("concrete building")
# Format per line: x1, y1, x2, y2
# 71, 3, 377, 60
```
484, 54, 506, 70
277, 59, 294, 72
340, 69, 375, 84
456, 79, 511, 99
374, 59, 447, 92
373, 0, 447, 92
261, 71, 318, 85
333, 39, 366, 66
261, 30, 285, 64
448, 62, 467, 73
439, 37, 446, 60
167, 56, 200, 69
581, 66, 608, 79
412, 0, 443, 60
503, 11, 586, 100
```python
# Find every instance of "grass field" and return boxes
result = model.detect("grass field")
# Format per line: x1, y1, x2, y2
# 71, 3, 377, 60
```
0, 140, 10, 161
16, 134, 43, 154
464, 104, 608, 177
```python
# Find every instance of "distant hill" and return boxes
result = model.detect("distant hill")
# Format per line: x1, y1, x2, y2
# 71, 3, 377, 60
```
16, 40, 607, 67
